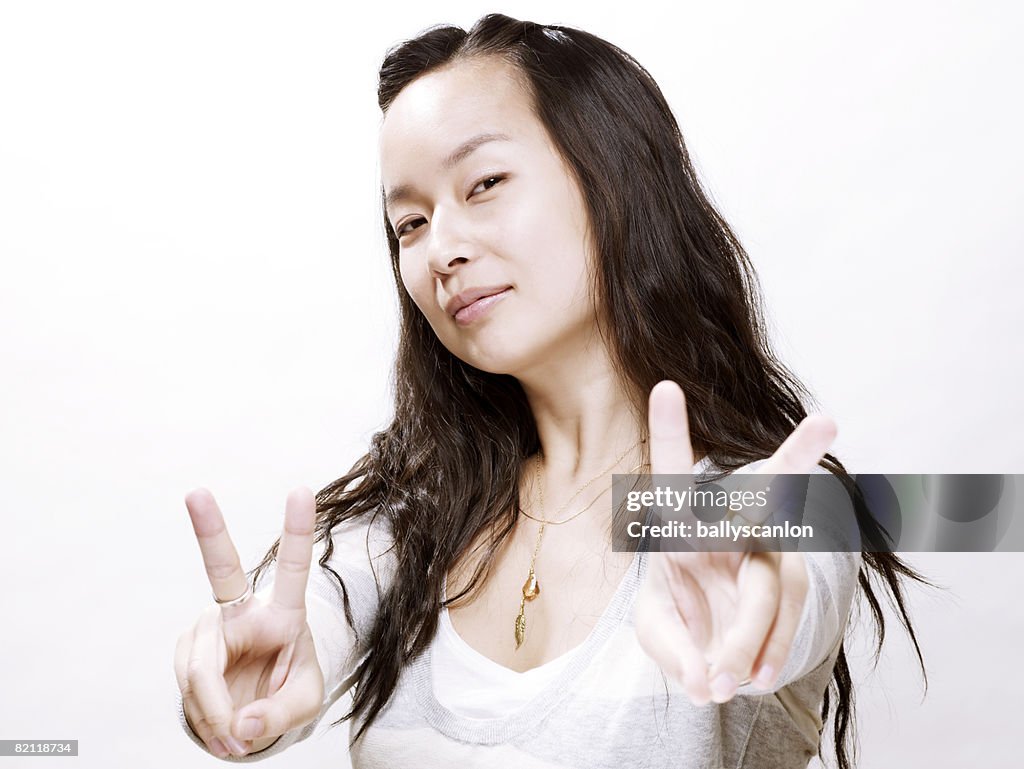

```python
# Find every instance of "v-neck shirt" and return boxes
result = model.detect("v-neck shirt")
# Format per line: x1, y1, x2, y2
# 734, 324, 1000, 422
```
432, 547, 642, 721
429, 455, 716, 721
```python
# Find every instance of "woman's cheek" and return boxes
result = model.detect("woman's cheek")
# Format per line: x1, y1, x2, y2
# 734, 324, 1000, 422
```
399, 266, 432, 318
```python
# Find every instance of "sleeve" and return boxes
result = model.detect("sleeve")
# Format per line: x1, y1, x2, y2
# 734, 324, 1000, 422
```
175, 511, 396, 761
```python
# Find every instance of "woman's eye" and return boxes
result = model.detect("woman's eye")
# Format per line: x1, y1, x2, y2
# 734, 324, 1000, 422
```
396, 218, 426, 238
470, 174, 506, 196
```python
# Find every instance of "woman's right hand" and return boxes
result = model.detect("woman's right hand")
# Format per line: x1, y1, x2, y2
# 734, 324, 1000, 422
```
174, 487, 325, 759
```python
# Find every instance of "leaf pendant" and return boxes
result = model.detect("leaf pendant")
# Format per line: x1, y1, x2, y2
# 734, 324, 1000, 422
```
514, 608, 527, 649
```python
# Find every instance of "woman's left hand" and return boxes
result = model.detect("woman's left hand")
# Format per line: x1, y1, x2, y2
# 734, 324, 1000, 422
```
633, 380, 837, 705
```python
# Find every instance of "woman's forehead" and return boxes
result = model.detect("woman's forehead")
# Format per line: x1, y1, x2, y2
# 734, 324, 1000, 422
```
378, 58, 537, 168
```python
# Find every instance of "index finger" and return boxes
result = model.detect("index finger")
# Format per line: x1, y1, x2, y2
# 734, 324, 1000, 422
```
271, 487, 317, 611
648, 380, 695, 476
185, 488, 248, 603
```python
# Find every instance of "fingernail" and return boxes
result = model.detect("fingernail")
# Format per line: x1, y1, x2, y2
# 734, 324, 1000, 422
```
209, 737, 229, 758
755, 664, 775, 688
239, 717, 264, 739
710, 672, 737, 702
224, 736, 249, 756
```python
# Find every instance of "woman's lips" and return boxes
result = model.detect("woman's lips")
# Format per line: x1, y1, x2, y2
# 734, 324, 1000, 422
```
454, 288, 512, 326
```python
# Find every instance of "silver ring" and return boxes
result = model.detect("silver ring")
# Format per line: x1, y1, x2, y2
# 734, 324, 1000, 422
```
214, 584, 253, 608
705, 662, 753, 688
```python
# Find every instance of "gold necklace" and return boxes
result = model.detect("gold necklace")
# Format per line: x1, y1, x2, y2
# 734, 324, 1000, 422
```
513, 440, 647, 650
518, 459, 650, 525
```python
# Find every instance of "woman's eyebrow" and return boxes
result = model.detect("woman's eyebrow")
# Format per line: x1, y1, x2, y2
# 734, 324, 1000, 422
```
385, 132, 512, 214
441, 131, 512, 170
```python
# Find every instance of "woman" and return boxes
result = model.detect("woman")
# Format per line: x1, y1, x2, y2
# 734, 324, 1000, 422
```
174, 14, 927, 767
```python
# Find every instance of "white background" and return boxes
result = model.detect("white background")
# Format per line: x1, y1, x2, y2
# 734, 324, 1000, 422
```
1, 1, 1022, 767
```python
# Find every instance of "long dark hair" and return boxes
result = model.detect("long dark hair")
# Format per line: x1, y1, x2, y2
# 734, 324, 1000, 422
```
250, 14, 930, 768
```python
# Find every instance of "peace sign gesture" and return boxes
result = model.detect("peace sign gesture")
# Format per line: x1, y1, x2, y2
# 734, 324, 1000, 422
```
634, 380, 838, 705
174, 488, 324, 759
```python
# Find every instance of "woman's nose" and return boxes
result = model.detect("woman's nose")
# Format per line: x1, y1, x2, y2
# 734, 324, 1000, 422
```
424, 208, 474, 277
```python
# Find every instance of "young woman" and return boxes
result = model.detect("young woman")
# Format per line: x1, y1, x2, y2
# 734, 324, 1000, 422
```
174, 14, 927, 768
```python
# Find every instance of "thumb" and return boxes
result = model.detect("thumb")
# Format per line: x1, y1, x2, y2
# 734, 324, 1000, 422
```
231, 663, 323, 741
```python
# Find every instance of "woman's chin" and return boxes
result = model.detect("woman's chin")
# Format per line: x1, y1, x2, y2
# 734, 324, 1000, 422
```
447, 344, 527, 378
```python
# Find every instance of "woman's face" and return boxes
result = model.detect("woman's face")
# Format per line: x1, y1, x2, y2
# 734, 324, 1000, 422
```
379, 56, 598, 378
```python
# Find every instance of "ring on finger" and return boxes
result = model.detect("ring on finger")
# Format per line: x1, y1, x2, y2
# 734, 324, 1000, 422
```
705, 661, 752, 688
213, 583, 253, 608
